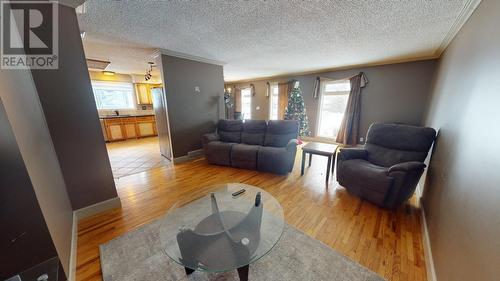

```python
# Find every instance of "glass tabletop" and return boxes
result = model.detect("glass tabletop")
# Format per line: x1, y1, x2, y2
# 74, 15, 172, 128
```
159, 183, 284, 272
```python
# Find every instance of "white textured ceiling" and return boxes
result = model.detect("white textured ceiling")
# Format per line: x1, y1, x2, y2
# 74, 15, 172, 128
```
82, 40, 160, 76
78, 0, 473, 81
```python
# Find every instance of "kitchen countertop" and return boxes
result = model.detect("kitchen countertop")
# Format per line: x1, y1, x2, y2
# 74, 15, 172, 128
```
99, 114, 154, 119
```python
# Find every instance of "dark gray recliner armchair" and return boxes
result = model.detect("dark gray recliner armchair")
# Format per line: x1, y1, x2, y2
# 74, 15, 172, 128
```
203, 119, 299, 174
336, 123, 436, 208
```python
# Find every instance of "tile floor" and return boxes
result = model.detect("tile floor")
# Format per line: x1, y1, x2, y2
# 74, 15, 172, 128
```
106, 136, 171, 178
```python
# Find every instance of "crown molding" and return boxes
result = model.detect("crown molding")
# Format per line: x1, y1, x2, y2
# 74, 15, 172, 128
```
151, 49, 225, 66
225, 55, 439, 84
435, 0, 482, 56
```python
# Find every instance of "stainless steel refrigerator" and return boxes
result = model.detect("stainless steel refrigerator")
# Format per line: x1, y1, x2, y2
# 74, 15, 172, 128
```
151, 87, 172, 160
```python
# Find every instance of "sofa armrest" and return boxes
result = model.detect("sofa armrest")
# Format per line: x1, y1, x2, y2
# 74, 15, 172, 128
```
202, 133, 219, 145
286, 139, 299, 151
338, 148, 368, 161
388, 161, 426, 173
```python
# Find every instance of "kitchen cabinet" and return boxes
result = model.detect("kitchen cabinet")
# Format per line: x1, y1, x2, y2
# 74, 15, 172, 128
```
135, 83, 152, 105
100, 119, 109, 141
136, 116, 156, 137
101, 115, 157, 142
104, 118, 126, 141
108, 124, 125, 140
124, 124, 137, 138
122, 117, 138, 138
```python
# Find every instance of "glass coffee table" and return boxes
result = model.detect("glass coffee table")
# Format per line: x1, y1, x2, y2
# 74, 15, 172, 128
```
159, 183, 284, 281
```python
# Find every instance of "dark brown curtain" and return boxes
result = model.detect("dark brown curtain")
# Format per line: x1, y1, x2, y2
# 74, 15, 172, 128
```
336, 72, 368, 145
312, 76, 321, 99
277, 83, 289, 120
234, 86, 242, 113
278, 80, 295, 119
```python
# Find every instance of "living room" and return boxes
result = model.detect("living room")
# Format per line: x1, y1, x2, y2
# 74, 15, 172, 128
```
0, 1, 498, 281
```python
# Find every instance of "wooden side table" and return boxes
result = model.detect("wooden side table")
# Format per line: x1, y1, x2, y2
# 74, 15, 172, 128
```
300, 142, 339, 183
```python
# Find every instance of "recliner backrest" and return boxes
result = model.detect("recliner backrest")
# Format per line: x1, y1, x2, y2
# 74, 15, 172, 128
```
364, 123, 436, 167
242, 120, 267, 145
264, 120, 299, 147
217, 119, 243, 143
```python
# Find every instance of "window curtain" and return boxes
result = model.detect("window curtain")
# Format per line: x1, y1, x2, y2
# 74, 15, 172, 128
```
234, 86, 242, 113
265, 82, 270, 97
277, 80, 295, 119
312, 77, 321, 99
250, 84, 256, 96
336, 72, 368, 145
312, 76, 333, 99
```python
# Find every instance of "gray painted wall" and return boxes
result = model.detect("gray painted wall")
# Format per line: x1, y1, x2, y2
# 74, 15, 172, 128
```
0, 100, 65, 280
159, 55, 225, 158
421, 0, 500, 280
0, 5, 82, 275
30, 5, 118, 210
229, 59, 437, 141
0, 67, 73, 276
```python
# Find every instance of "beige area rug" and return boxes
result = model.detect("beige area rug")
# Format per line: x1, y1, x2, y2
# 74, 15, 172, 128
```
100, 219, 385, 281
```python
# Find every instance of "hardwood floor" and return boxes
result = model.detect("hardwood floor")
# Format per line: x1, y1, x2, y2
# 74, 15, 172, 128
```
76, 147, 426, 281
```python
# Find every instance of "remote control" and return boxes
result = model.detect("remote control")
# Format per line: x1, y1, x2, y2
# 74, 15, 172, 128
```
232, 189, 246, 197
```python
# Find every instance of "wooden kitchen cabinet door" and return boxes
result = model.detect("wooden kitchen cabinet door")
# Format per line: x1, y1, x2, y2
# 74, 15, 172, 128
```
135, 84, 152, 105
124, 123, 138, 138
107, 124, 125, 140
138, 122, 155, 136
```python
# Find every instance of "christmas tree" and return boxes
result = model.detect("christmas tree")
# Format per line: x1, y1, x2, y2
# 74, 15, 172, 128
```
284, 85, 311, 137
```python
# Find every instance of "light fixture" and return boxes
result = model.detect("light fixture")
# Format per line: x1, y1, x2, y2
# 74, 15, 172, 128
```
102, 71, 115, 76
86, 58, 110, 70
145, 62, 155, 81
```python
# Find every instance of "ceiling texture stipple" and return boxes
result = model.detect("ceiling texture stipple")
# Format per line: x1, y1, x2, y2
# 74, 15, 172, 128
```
78, 0, 478, 82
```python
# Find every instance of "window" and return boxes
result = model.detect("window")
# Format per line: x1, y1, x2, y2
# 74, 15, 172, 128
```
269, 83, 279, 120
317, 80, 351, 139
91, 81, 135, 110
241, 88, 252, 119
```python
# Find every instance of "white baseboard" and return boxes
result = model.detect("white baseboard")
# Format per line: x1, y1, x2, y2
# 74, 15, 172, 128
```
69, 214, 78, 281
73, 196, 121, 220
173, 149, 204, 164
420, 200, 437, 281
69, 196, 122, 281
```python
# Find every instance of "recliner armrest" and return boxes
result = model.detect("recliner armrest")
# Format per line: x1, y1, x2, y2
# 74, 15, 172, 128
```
338, 148, 368, 161
286, 139, 299, 151
388, 161, 426, 173
202, 133, 219, 145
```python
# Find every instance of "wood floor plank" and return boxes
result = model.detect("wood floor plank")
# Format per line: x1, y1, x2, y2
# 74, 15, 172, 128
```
76, 144, 426, 281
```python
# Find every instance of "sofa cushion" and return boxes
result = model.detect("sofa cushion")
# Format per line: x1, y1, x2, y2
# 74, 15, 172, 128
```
365, 123, 436, 167
241, 120, 267, 145
264, 120, 298, 147
217, 119, 243, 143
339, 159, 394, 195
366, 123, 436, 152
231, 144, 260, 169
365, 143, 428, 167
257, 146, 293, 174
204, 141, 234, 166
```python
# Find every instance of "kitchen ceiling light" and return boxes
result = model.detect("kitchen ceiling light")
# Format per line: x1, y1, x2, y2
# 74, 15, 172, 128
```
102, 71, 115, 76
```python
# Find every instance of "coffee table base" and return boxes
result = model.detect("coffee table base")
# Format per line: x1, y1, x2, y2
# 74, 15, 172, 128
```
184, 265, 249, 281
237, 265, 249, 281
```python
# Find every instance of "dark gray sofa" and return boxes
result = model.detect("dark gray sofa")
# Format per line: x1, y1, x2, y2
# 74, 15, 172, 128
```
336, 123, 436, 208
202, 119, 299, 174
